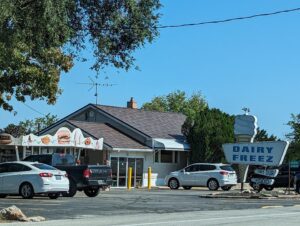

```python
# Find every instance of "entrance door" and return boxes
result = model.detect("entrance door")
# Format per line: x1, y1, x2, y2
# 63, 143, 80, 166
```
118, 157, 127, 187
110, 157, 144, 187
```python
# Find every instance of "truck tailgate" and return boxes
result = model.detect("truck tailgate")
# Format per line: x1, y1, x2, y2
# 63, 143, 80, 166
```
88, 165, 112, 185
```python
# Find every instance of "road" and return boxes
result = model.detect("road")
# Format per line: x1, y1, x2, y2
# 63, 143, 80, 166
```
1, 188, 300, 225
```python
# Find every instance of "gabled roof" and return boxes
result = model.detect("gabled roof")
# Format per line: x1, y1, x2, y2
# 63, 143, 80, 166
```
67, 120, 149, 150
94, 105, 186, 141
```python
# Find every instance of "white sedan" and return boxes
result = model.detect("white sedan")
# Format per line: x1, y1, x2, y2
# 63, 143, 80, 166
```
0, 161, 69, 199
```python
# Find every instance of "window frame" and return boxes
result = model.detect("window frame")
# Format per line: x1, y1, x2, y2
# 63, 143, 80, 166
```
154, 150, 179, 164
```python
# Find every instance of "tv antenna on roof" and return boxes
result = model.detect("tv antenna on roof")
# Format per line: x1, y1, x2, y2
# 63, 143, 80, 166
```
77, 75, 116, 105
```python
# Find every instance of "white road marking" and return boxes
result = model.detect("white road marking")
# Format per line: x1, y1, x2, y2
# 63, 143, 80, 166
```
261, 205, 283, 209
120, 212, 300, 226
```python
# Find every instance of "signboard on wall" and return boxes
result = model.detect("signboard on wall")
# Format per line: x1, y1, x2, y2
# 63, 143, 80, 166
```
222, 141, 289, 166
22, 127, 103, 150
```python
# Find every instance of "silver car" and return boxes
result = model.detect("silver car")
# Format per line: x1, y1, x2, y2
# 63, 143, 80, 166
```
0, 161, 69, 199
165, 163, 237, 191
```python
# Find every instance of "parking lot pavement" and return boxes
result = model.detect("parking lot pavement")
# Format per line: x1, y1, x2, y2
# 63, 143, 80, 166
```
3, 205, 300, 226
1, 187, 300, 222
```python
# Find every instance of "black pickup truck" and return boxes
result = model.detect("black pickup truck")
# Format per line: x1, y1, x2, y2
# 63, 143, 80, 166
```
248, 163, 300, 192
24, 153, 112, 197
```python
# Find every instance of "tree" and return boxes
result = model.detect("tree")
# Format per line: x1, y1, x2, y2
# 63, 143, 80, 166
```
3, 123, 27, 137
3, 113, 58, 136
285, 114, 300, 161
286, 114, 300, 143
254, 127, 278, 142
182, 108, 235, 163
0, 0, 161, 112
142, 90, 207, 119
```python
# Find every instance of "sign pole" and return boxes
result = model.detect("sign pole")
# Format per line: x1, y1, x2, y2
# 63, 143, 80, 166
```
288, 161, 291, 194
236, 135, 252, 192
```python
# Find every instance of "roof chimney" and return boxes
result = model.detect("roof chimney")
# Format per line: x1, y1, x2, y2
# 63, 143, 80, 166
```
127, 97, 137, 109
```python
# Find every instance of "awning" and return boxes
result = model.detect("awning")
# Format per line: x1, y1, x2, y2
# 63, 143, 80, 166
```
153, 138, 190, 151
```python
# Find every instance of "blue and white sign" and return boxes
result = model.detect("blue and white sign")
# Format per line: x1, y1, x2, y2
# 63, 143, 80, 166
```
222, 141, 289, 166
251, 178, 275, 186
254, 169, 279, 178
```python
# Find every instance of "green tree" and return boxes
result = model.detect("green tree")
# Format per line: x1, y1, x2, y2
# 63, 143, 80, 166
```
0, 0, 161, 112
20, 113, 59, 134
3, 123, 27, 137
182, 108, 235, 163
254, 127, 278, 142
285, 114, 300, 161
3, 113, 58, 136
142, 90, 207, 119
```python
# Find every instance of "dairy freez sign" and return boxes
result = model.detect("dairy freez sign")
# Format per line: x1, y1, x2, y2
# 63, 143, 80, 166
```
222, 141, 289, 166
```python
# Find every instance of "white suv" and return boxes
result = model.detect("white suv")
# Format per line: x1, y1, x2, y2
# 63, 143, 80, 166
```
165, 163, 237, 191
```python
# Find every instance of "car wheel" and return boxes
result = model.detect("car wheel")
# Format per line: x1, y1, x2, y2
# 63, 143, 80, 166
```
19, 183, 34, 199
0, 194, 7, 198
264, 185, 274, 191
168, 178, 179, 190
63, 179, 77, 197
221, 186, 232, 191
83, 187, 100, 197
250, 183, 263, 192
183, 186, 192, 190
207, 179, 219, 191
48, 193, 60, 199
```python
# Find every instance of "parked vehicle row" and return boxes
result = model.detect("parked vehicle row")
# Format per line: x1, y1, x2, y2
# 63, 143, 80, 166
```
23, 154, 113, 197
165, 163, 237, 191
0, 153, 113, 199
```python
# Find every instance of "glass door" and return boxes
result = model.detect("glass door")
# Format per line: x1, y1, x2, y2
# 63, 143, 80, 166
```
118, 157, 127, 187
136, 158, 143, 187
128, 158, 136, 187
110, 157, 144, 187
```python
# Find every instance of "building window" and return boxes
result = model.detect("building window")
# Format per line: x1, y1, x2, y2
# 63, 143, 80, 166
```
161, 150, 173, 163
154, 150, 178, 163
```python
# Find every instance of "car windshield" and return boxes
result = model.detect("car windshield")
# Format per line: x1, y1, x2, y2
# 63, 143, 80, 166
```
31, 163, 57, 170
220, 165, 234, 171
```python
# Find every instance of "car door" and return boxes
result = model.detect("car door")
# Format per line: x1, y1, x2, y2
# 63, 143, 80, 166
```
0, 164, 8, 193
275, 165, 289, 187
180, 165, 198, 186
2, 163, 31, 194
193, 164, 216, 186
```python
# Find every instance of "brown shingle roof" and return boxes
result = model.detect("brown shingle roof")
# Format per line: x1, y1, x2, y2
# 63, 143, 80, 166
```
95, 105, 186, 140
67, 120, 149, 150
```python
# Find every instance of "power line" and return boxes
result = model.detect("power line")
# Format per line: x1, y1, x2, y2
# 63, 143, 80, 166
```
22, 102, 46, 116
156, 7, 300, 29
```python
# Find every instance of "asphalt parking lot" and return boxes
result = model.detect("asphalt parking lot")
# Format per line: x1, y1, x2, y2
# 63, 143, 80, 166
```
1, 188, 300, 221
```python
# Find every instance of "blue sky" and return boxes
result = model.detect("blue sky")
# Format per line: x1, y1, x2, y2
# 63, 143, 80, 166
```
1, 1, 300, 139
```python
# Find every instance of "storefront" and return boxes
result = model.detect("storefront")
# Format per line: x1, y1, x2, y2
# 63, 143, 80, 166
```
37, 101, 190, 187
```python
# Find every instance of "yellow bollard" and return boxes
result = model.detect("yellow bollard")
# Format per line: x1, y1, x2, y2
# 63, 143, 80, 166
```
127, 167, 132, 190
148, 167, 151, 191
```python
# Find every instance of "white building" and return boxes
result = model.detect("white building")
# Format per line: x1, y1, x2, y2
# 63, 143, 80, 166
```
38, 98, 190, 187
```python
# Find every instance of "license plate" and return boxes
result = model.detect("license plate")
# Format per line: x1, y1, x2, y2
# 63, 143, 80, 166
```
55, 175, 61, 180
98, 180, 103, 184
